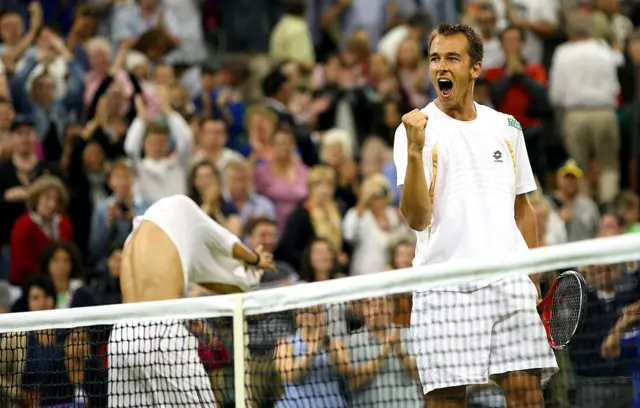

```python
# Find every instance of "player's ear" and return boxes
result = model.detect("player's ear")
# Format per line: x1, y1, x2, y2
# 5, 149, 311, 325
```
470, 60, 482, 80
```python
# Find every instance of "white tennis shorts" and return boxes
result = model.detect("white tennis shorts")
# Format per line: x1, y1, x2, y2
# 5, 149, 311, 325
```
108, 320, 219, 407
410, 274, 558, 395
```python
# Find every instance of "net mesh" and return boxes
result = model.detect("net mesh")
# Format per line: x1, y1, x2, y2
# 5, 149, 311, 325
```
0, 235, 639, 408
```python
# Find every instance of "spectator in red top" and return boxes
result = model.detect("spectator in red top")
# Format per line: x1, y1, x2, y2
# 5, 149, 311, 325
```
9, 175, 73, 285
484, 25, 549, 183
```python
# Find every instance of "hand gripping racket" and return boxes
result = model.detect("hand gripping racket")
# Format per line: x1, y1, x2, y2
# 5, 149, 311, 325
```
537, 271, 587, 350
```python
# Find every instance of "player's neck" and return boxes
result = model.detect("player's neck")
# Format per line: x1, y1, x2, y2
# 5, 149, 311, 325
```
435, 95, 477, 121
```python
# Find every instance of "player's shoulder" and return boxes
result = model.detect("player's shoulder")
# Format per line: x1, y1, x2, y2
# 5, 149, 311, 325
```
478, 105, 523, 133
423, 101, 439, 118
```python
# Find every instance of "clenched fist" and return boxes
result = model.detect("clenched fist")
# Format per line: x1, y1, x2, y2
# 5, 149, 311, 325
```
402, 109, 428, 153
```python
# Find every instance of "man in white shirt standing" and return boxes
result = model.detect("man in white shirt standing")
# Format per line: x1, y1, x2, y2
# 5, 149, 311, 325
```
394, 24, 557, 407
548, 13, 622, 204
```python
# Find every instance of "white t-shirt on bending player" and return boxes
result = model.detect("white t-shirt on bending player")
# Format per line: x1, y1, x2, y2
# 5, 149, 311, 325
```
129, 195, 260, 291
393, 102, 537, 291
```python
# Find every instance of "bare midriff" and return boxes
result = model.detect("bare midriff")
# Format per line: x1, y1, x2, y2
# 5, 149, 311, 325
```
120, 220, 185, 303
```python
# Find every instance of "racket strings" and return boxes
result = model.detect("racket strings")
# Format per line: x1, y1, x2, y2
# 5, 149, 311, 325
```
550, 276, 582, 345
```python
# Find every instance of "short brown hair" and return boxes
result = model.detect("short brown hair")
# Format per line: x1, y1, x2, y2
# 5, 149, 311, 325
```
244, 217, 277, 237
428, 24, 484, 64
617, 190, 640, 208
224, 159, 250, 175
145, 121, 170, 137
109, 158, 135, 177
187, 160, 221, 205
244, 105, 278, 129
27, 175, 69, 212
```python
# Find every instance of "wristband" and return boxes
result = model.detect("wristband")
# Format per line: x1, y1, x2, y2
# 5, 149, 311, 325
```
249, 251, 260, 266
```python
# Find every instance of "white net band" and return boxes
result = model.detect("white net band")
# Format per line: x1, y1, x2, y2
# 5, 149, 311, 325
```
0, 234, 637, 332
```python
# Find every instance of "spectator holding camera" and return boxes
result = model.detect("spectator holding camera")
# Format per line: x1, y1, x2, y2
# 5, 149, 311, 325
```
343, 174, 411, 276
89, 159, 152, 270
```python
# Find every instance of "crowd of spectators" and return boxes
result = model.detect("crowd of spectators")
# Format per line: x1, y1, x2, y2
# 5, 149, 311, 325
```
0, 0, 640, 407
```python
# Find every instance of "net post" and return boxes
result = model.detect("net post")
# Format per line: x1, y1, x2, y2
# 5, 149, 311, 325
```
233, 293, 247, 408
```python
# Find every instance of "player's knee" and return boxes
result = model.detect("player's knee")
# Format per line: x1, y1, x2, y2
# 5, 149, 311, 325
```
426, 386, 467, 406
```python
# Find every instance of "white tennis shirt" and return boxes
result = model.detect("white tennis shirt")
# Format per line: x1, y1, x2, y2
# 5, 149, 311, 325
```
393, 102, 537, 290
129, 195, 260, 291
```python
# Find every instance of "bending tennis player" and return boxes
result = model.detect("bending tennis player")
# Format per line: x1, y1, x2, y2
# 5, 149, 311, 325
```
108, 194, 274, 407
394, 24, 558, 407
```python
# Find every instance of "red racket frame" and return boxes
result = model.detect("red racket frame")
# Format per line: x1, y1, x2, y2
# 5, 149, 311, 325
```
536, 271, 587, 350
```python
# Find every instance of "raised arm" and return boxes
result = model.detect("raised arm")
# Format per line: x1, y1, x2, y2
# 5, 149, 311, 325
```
341, 207, 361, 244
123, 95, 149, 159
396, 110, 430, 231
158, 86, 193, 166
4, 3, 42, 63
8, 54, 38, 115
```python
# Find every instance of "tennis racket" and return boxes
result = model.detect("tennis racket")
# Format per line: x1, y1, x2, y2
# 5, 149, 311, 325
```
536, 270, 587, 350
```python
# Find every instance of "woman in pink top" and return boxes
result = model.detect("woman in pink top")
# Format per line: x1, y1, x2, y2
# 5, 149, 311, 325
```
83, 39, 160, 120
254, 127, 309, 230
84, 38, 131, 113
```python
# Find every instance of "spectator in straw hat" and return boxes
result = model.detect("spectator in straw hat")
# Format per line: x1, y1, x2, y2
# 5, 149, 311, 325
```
8, 175, 73, 286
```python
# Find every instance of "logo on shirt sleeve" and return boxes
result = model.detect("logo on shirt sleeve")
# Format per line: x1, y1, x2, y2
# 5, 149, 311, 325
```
507, 115, 522, 131
493, 150, 503, 162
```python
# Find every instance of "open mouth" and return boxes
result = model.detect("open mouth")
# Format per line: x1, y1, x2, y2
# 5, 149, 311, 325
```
437, 79, 453, 99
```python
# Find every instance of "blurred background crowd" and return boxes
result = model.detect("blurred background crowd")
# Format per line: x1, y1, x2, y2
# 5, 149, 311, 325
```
1, 0, 640, 407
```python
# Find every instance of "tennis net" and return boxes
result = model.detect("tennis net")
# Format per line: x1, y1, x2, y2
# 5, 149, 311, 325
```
1, 234, 640, 407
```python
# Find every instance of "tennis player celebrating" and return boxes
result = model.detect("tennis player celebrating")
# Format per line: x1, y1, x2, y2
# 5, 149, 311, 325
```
394, 24, 558, 407
108, 194, 274, 407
